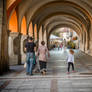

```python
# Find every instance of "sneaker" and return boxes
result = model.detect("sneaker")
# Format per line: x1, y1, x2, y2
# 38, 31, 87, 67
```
29, 74, 33, 76
26, 73, 29, 75
72, 71, 76, 73
42, 71, 46, 75
67, 72, 70, 74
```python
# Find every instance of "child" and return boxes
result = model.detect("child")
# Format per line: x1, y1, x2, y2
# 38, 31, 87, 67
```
67, 49, 75, 74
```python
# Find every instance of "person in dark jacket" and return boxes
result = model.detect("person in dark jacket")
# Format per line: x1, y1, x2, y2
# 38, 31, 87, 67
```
25, 37, 36, 75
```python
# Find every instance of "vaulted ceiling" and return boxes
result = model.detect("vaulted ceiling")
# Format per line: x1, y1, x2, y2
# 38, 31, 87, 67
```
7, 0, 92, 37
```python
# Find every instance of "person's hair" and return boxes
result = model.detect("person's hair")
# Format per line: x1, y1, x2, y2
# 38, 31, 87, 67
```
28, 37, 33, 41
41, 41, 45, 46
69, 49, 74, 54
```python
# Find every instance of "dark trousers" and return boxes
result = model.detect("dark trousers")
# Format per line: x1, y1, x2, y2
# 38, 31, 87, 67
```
68, 62, 74, 72
39, 61, 47, 71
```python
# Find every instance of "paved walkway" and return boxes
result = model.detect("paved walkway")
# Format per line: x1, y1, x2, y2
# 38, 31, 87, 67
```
0, 49, 92, 92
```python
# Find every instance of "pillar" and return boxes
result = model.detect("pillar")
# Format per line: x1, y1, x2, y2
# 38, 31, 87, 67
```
0, 1, 3, 58
89, 39, 92, 56
42, 25, 44, 40
0, 0, 4, 75
85, 32, 89, 52
21, 34, 27, 64
43, 30, 47, 46
0, 0, 9, 75
83, 32, 86, 51
8, 32, 19, 65
39, 26, 43, 46
80, 32, 84, 51
18, 33, 22, 65
34, 24, 37, 41
86, 24, 92, 56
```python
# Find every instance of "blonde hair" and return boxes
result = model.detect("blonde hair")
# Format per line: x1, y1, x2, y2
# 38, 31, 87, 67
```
69, 49, 74, 54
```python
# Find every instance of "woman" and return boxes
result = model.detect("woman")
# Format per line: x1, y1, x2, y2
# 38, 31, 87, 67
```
37, 41, 50, 75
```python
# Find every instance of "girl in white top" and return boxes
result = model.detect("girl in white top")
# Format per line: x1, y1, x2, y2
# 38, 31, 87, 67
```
67, 49, 75, 74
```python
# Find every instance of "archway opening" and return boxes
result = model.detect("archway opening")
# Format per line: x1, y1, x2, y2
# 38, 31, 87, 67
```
28, 22, 33, 37
49, 27, 79, 50
9, 10, 18, 32
21, 16, 27, 35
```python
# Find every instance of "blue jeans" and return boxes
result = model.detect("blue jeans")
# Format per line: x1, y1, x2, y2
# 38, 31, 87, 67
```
26, 53, 33, 74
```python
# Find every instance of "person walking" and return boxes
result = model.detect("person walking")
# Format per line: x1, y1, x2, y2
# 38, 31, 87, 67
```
25, 37, 36, 75
60, 43, 63, 50
67, 49, 75, 74
58, 44, 60, 51
37, 41, 50, 75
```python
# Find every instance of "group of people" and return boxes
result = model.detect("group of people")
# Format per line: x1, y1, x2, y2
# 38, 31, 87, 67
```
24, 37, 75, 76
57, 43, 63, 50
24, 37, 50, 75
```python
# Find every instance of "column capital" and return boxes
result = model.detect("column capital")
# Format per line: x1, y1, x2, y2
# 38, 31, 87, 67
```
21, 35, 28, 40
9, 32, 19, 37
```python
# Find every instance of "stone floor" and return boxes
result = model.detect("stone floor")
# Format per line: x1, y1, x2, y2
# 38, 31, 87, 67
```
0, 48, 92, 92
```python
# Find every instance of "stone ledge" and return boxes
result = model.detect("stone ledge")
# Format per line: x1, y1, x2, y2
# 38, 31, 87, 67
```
9, 32, 20, 37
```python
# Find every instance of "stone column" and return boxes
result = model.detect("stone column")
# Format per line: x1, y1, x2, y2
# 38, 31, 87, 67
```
34, 24, 37, 41
0, 3, 3, 57
8, 32, 19, 65
86, 26, 92, 56
43, 30, 47, 46
83, 32, 85, 51
80, 33, 84, 51
39, 26, 43, 46
42, 25, 44, 40
89, 40, 92, 56
85, 32, 89, 53
36, 25, 39, 49
21, 35, 27, 64
0, 0, 9, 75
46, 29, 49, 49
0, 0, 3, 75
18, 33, 22, 65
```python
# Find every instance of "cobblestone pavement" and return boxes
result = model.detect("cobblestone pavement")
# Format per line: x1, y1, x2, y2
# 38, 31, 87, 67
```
0, 49, 92, 92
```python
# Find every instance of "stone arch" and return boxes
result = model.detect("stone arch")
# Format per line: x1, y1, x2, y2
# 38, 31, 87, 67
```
40, 13, 88, 51
48, 25, 80, 39
46, 24, 81, 48
24, 0, 92, 27
30, 1, 91, 27
7, 0, 22, 20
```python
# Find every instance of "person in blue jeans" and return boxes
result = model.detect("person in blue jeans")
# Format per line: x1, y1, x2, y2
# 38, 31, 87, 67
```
25, 37, 36, 75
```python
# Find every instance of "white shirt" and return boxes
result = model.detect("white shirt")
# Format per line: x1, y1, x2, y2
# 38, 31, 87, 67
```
67, 53, 74, 63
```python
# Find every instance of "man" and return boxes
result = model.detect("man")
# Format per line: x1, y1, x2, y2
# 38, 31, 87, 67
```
25, 37, 36, 75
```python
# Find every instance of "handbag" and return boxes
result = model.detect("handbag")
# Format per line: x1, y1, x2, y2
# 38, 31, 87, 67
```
24, 62, 27, 68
